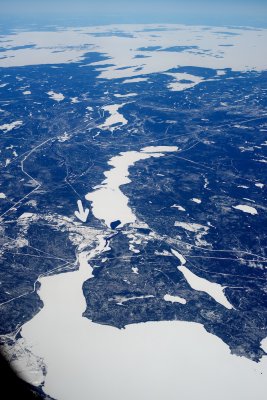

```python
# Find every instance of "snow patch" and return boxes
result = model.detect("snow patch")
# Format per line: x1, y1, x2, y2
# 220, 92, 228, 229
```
114, 93, 137, 97
58, 132, 71, 142
142, 146, 178, 153
115, 295, 154, 305
71, 97, 80, 103
0, 120, 23, 133
171, 204, 186, 211
174, 222, 210, 246
164, 294, 186, 305
47, 91, 65, 102
122, 77, 148, 83
232, 205, 258, 215
191, 198, 202, 204
174, 221, 207, 233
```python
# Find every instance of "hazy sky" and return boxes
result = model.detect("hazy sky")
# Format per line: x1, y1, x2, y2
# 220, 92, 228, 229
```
1, 0, 267, 27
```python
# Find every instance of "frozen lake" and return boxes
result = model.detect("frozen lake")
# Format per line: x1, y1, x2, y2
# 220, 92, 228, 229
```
12, 245, 267, 400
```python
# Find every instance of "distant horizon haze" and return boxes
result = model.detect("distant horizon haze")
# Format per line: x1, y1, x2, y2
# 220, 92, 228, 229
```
1, 0, 267, 28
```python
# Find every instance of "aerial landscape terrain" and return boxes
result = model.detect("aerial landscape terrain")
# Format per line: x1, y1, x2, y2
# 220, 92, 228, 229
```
0, 2, 266, 398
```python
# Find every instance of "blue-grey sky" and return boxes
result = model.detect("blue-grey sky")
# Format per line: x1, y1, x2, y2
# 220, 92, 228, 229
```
1, 0, 267, 28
